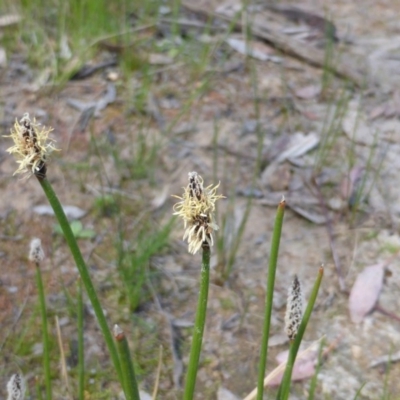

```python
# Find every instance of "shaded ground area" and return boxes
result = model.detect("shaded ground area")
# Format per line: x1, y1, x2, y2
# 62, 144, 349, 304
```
1, 0, 400, 399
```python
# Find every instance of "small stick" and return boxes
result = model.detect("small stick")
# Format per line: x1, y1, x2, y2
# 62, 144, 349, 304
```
152, 345, 163, 400
55, 316, 72, 398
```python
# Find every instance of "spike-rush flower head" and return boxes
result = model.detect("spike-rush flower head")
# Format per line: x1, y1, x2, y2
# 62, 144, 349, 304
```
29, 238, 45, 264
5, 113, 59, 178
173, 172, 224, 255
284, 275, 304, 341
6, 373, 26, 400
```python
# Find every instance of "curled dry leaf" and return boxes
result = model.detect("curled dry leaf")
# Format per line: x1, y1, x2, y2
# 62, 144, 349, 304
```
348, 263, 385, 323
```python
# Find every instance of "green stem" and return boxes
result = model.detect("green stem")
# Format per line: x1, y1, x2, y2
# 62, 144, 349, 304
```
35, 264, 52, 400
256, 199, 285, 400
114, 325, 140, 400
307, 338, 325, 400
37, 176, 123, 384
36, 378, 44, 400
183, 245, 211, 400
77, 279, 84, 400
277, 266, 324, 400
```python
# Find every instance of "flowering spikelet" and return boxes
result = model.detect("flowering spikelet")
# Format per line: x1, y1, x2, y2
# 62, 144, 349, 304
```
29, 238, 45, 264
284, 275, 304, 341
5, 113, 59, 178
173, 172, 224, 255
6, 373, 26, 400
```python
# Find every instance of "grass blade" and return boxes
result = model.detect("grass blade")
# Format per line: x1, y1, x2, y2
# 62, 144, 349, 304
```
37, 176, 123, 385
307, 338, 325, 400
256, 199, 286, 400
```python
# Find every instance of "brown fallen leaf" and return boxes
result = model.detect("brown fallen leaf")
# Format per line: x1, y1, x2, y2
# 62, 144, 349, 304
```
294, 84, 321, 99
243, 338, 326, 400
0, 14, 22, 27
369, 351, 400, 368
225, 37, 282, 63
149, 53, 173, 65
265, 346, 318, 386
217, 387, 240, 400
274, 132, 319, 163
348, 263, 385, 323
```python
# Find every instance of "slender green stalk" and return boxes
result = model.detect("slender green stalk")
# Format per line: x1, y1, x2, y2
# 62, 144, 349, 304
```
183, 245, 211, 400
353, 383, 366, 400
36, 378, 44, 400
307, 338, 325, 400
277, 267, 324, 400
37, 176, 123, 384
35, 264, 52, 400
114, 325, 140, 400
77, 279, 84, 400
256, 199, 286, 400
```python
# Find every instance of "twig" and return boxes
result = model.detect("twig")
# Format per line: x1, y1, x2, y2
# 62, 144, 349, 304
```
55, 316, 72, 399
152, 345, 163, 400
87, 24, 156, 49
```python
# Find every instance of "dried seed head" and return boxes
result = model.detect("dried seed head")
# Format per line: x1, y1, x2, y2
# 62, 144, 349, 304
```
113, 324, 125, 341
284, 275, 304, 341
5, 113, 59, 178
173, 172, 224, 255
188, 171, 204, 200
29, 238, 45, 264
6, 373, 26, 400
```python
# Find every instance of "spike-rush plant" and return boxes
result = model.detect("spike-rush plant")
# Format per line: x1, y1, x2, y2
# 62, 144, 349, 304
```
173, 172, 224, 399
5, 114, 323, 399
5, 114, 136, 398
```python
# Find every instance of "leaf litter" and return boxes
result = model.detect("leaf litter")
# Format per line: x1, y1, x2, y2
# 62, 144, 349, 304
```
348, 263, 386, 323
